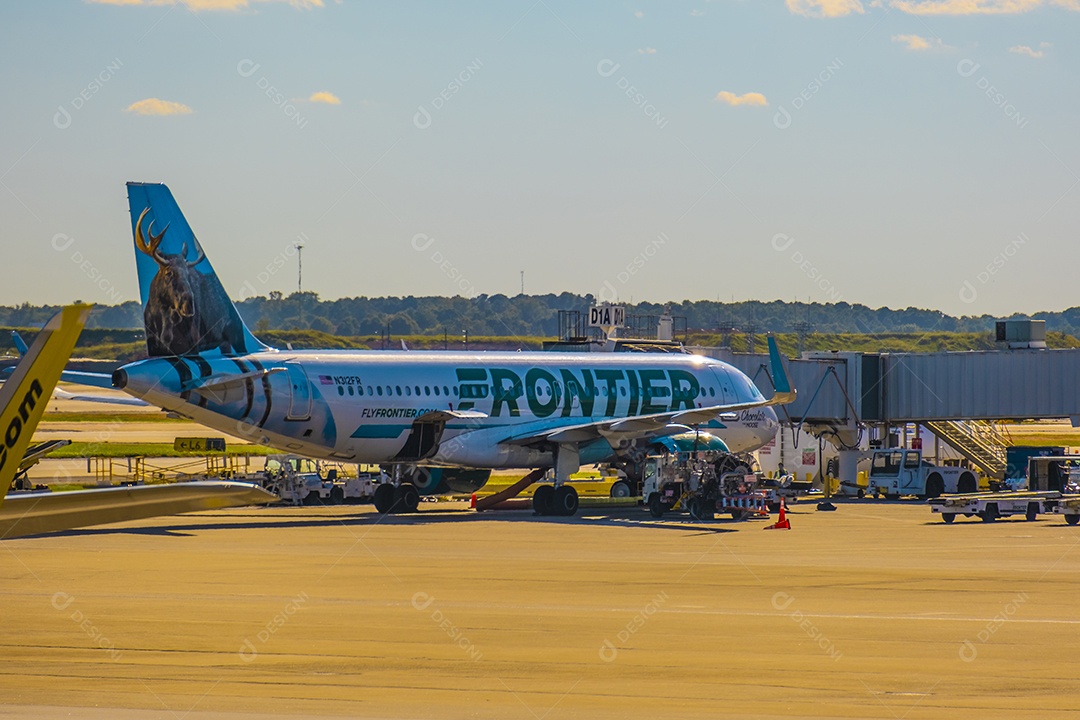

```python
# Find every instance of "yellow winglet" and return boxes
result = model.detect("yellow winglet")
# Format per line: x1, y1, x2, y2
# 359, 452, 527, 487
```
0, 305, 91, 509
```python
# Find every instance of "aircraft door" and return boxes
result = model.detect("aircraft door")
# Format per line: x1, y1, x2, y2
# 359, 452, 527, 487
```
709, 366, 737, 405
284, 361, 312, 421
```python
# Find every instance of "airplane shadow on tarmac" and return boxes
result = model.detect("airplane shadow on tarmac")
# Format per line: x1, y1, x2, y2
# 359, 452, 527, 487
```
47, 505, 743, 538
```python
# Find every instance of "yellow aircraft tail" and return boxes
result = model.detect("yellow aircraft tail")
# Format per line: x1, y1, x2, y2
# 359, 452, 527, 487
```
0, 305, 90, 507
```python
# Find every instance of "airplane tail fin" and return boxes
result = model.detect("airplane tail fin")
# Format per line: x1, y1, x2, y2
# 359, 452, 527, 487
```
126, 182, 268, 358
0, 305, 90, 505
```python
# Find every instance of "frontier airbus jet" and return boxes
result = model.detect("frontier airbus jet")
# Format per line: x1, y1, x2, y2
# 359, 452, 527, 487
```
78, 183, 794, 516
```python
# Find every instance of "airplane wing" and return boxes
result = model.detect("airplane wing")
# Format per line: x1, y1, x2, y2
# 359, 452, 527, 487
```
0, 305, 91, 510
52, 387, 149, 406
0, 481, 276, 539
0, 307, 272, 539
500, 336, 795, 447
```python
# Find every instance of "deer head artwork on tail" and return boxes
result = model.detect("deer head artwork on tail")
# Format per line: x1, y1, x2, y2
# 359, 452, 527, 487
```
135, 207, 247, 356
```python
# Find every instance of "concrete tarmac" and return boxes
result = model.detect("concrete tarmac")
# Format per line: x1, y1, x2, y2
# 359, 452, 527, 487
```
2, 501, 1079, 719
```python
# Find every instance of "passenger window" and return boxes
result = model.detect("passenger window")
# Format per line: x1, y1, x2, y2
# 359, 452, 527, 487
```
358, 386, 364, 396
405, 386, 411, 396
377, 386, 383, 396
337, 386, 344, 396
415, 386, 420, 396
425, 386, 431, 396
434, 386, 440, 396
396, 386, 402, 396
348, 386, 354, 396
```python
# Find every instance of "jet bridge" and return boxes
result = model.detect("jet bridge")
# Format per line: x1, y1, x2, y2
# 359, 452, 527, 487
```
690, 346, 1080, 489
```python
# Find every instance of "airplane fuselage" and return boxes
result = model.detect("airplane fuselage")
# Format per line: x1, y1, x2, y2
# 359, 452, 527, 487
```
113, 350, 775, 468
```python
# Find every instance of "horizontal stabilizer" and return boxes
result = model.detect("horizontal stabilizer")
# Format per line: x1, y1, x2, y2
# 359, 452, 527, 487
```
53, 387, 148, 406
0, 481, 277, 539
61, 370, 115, 388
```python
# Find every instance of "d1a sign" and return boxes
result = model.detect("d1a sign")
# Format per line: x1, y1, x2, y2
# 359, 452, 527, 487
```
589, 305, 625, 329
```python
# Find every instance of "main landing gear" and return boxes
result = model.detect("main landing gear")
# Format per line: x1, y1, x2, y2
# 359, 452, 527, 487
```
532, 484, 579, 517
532, 444, 581, 517
373, 482, 420, 514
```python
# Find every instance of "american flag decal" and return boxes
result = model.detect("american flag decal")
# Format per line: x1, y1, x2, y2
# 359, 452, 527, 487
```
320, 375, 334, 385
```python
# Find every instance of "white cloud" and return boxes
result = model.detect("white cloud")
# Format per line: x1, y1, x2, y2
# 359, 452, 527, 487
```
714, 91, 768, 107
786, 0, 865, 17
1008, 43, 1050, 57
124, 98, 193, 116
789, 0, 1079, 16
633, 9, 644, 18
637, 47, 657, 55
89, 0, 325, 11
889, 0, 1079, 15
307, 91, 341, 104
892, 33, 952, 50
690, 8, 706, 16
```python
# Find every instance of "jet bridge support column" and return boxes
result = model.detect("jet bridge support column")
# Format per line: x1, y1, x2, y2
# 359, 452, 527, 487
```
838, 450, 860, 497
812, 427, 863, 498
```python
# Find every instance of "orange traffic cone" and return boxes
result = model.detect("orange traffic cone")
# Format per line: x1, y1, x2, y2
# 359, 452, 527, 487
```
764, 500, 791, 530
470, 493, 477, 509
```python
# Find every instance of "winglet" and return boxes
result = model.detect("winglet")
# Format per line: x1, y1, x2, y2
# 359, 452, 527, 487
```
767, 335, 796, 404
0, 305, 91, 508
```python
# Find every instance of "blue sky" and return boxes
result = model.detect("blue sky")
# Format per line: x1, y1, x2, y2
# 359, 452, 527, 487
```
1, 0, 1076, 318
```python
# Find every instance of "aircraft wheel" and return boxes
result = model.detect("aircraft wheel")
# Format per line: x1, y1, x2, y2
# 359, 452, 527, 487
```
648, 493, 665, 519
397, 483, 420, 513
553, 486, 579, 516
610, 481, 631, 499
533, 485, 554, 516
1066, 514, 1080, 526
373, 483, 396, 514
941, 513, 956, 524
979, 504, 999, 522
329, 486, 345, 505
302, 491, 322, 507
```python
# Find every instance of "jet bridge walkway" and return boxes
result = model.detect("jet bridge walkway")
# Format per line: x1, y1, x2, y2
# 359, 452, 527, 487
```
690, 346, 1080, 484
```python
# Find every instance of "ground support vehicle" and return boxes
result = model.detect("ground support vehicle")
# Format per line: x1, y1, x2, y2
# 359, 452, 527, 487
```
867, 449, 978, 499
1053, 497, 1080, 525
640, 435, 772, 522
259, 455, 383, 506
928, 491, 1061, 523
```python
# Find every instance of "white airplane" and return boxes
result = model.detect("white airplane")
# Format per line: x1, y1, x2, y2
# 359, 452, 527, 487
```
0, 305, 274, 539
71, 182, 794, 517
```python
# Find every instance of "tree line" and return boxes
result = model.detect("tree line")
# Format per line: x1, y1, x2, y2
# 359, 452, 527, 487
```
2, 293, 1078, 338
